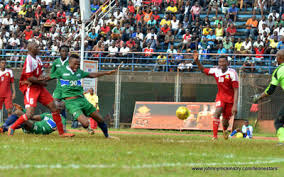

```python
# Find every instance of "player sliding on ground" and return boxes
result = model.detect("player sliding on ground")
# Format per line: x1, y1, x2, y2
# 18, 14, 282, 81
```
46, 53, 118, 139
0, 102, 66, 135
193, 51, 239, 140
8, 42, 74, 137
252, 49, 284, 144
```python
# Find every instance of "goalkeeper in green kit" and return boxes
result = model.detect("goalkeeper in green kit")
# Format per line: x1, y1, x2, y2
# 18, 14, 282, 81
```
252, 49, 284, 144
45, 53, 119, 139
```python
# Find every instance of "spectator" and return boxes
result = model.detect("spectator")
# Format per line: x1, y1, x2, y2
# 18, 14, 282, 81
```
171, 15, 179, 35
234, 38, 243, 54
143, 43, 154, 63
253, 36, 264, 48
155, 53, 167, 72
166, 1, 177, 14
254, 45, 265, 62
107, 42, 119, 63
119, 43, 130, 63
277, 36, 284, 50
20, 26, 33, 41
245, 15, 258, 39
223, 37, 233, 53
164, 31, 175, 49
226, 23, 236, 36
227, 3, 238, 23
190, 2, 202, 22
240, 38, 252, 54
267, 36, 279, 54
202, 24, 212, 36
207, 0, 220, 17
215, 23, 224, 42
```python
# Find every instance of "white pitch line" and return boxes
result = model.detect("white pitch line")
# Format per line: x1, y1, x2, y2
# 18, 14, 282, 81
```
0, 159, 283, 170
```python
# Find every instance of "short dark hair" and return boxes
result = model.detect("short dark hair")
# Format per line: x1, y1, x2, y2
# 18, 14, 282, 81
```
59, 45, 69, 52
218, 56, 228, 61
69, 53, 80, 60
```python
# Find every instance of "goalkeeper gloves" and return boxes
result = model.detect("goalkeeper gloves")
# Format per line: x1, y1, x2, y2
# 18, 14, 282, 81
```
251, 94, 261, 103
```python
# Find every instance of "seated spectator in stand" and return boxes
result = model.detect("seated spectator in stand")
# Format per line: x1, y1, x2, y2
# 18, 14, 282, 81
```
143, 43, 154, 63
258, 23, 271, 39
206, 30, 216, 49
133, 0, 142, 12
242, 57, 256, 72
164, 31, 175, 49
214, 16, 224, 27
160, 14, 171, 27
226, 23, 236, 36
107, 16, 118, 28
181, 30, 191, 50
245, 15, 258, 39
268, 10, 279, 21
7, 33, 20, 49
273, 24, 284, 37
202, 24, 212, 37
111, 24, 121, 40
217, 43, 227, 55
178, 60, 193, 72
227, 3, 238, 23
158, 24, 171, 42
20, 26, 33, 41
240, 37, 252, 54
119, 43, 130, 63
215, 23, 224, 42
191, 21, 202, 37
152, 10, 160, 21
190, 2, 201, 22
88, 28, 98, 47
91, 1, 100, 13
135, 10, 143, 26
147, 16, 157, 29
254, 45, 265, 62
143, 7, 152, 24
107, 42, 119, 63
126, 38, 136, 49
267, 36, 279, 54
234, 38, 243, 55
155, 53, 167, 72
173, 49, 184, 66
166, 1, 177, 14
100, 23, 111, 37
277, 36, 284, 50
171, 15, 179, 35
223, 37, 233, 53
253, 36, 264, 49
198, 38, 210, 60
207, 0, 220, 17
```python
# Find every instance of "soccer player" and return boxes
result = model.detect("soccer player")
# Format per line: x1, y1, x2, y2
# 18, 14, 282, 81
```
0, 102, 66, 135
47, 54, 118, 139
8, 42, 74, 137
252, 49, 284, 144
0, 58, 16, 116
50, 45, 69, 118
194, 51, 239, 140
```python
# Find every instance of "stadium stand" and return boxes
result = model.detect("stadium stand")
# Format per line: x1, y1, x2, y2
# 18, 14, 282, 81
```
0, 0, 283, 73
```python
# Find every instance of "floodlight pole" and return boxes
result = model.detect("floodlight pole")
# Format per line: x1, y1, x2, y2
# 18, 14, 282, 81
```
114, 70, 121, 129
175, 70, 181, 102
80, 21, 85, 70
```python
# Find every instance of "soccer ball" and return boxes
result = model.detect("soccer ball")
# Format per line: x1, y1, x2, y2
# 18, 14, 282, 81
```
176, 106, 190, 120
236, 132, 243, 138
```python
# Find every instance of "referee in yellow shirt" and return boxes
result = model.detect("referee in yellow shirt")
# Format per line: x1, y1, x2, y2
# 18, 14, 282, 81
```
84, 88, 99, 129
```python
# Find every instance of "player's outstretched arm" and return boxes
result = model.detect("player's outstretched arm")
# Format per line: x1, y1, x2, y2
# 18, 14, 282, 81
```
31, 115, 42, 121
193, 50, 205, 73
87, 70, 117, 78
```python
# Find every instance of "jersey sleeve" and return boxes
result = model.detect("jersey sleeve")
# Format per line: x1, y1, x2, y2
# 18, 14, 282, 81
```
24, 56, 34, 78
50, 60, 57, 74
203, 68, 215, 76
8, 69, 14, 83
79, 69, 90, 78
39, 113, 48, 120
264, 66, 282, 94
230, 69, 239, 88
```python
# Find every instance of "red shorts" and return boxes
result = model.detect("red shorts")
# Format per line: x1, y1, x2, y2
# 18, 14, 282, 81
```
215, 100, 233, 120
0, 96, 13, 110
24, 86, 54, 108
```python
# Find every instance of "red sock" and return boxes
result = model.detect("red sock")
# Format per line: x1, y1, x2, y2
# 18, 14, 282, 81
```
10, 114, 28, 130
89, 118, 98, 129
213, 117, 220, 138
52, 112, 64, 135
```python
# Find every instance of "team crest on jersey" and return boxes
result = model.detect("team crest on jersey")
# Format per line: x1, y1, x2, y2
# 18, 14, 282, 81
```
77, 74, 81, 77
56, 64, 61, 67
6, 73, 9, 76
225, 75, 230, 79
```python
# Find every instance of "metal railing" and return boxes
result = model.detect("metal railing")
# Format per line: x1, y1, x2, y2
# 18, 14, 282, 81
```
1, 49, 277, 74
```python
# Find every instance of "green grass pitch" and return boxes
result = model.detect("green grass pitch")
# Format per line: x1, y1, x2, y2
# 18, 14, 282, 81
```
0, 129, 283, 177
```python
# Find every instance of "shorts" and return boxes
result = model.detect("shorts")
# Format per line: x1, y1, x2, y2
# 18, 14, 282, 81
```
64, 97, 97, 120
0, 96, 13, 110
215, 100, 233, 120
24, 86, 54, 108
23, 121, 54, 135
53, 84, 62, 100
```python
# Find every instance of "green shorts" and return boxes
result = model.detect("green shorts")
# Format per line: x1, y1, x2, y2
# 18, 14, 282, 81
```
64, 97, 97, 120
23, 121, 54, 135
53, 84, 62, 100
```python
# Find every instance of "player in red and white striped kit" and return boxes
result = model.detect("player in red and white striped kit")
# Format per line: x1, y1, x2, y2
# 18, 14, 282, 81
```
8, 42, 74, 137
0, 59, 16, 116
194, 51, 239, 140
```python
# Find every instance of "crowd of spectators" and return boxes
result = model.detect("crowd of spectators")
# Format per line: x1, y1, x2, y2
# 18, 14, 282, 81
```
0, 0, 283, 72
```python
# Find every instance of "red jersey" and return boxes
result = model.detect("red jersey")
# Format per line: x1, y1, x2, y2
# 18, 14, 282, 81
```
204, 68, 239, 103
19, 55, 43, 93
0, 69, 14, 97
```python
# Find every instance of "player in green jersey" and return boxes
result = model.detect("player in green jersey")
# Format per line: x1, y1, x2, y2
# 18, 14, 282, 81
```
0, 102, 66, 135
51, 45, 69, 101
47, 54, 119, 139
252, 49, 284, 144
